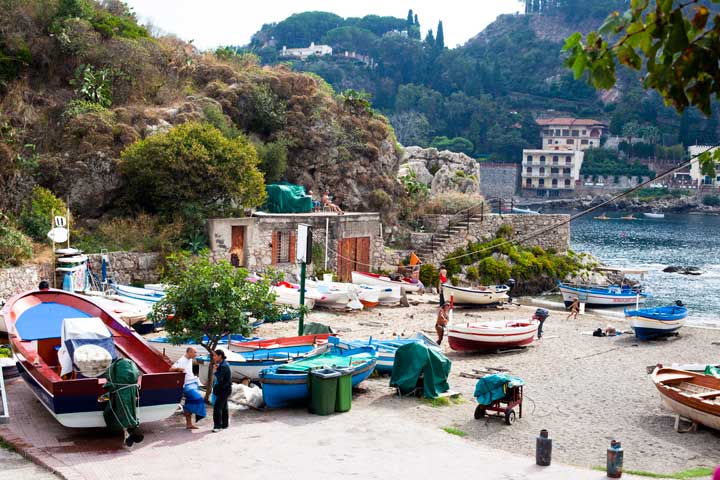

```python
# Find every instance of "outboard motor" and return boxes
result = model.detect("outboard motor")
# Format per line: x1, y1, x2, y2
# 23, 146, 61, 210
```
675, 300, 685, 307
506, 278, 516, 293
534, 308, 550, 321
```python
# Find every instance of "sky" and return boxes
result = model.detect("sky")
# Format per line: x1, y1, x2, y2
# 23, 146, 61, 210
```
124, 0, 524, 50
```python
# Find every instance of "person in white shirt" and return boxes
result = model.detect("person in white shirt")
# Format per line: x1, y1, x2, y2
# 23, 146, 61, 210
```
170, 347, 206, 429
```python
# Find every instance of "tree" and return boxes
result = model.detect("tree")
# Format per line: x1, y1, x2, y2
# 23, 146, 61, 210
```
389, 111, 430, 146
563, 1, 720, 171
424, 29, 435, 47
414, 14, 419, 27
156, 255, 286, 398
436, 21, 445, 49
120, 122, 266, 220
20, 187, 67, 241
407, 9, 414, 28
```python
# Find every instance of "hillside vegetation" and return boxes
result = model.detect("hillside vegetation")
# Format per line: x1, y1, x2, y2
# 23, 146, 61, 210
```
0, 0, 403, 257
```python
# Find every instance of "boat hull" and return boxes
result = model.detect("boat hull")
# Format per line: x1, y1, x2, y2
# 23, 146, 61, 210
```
559, 283, 649, 307
448, 321, 537, 352
626, 306, 687, 339
652, 368, 720, 431
442, 284, 508, 305
351, 271, 420, 293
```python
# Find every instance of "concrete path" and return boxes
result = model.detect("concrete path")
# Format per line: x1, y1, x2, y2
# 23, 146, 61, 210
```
0, 378, 643, 479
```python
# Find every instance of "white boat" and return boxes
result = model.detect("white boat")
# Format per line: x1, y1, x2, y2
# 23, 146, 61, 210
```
559, 282, 650, 307
79, 293, 151, 326
351, 271, 421, 293
143, 283, 171, 292
643, 212, 665, 219
442, 284, 509, 305
512, 207, 539, 214
448, 319, 538, 352
272, 285, 324, 309
112, 284, 166, 304
306, 280, 363, 310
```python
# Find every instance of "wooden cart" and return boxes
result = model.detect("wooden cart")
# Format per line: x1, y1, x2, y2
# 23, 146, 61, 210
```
474, 384, 523, 425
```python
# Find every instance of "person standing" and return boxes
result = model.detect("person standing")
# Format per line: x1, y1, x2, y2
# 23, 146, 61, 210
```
212, 350, 232, 432
566, 297, 580, 320
438, 266, 448, 306
170, 347, 206, 429
435, 303, 451, 345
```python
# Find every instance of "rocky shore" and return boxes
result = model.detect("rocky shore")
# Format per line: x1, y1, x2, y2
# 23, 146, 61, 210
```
522, 194, 720, 215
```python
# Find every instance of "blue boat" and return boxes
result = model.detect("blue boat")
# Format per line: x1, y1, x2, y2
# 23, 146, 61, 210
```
625, 305, 688, 340
259, 346, 376, 408
558, 281, 651, 308
330, 333, 439, 374
197, 344, 325, 381
112, 283, 165, 304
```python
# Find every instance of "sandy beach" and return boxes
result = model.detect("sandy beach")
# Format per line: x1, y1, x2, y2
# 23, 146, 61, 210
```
250, 296, 720, 475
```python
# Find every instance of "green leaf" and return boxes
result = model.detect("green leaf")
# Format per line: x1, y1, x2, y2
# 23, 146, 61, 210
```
572, 52, 587, 79
562, 32, 582, 51
665, 10, 689, 53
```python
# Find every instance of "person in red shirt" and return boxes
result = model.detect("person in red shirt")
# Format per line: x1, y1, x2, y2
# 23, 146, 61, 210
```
438, 266, 448, 306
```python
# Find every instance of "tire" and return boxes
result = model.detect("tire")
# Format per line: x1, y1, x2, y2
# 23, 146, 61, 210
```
474, 405, 486, 419
505, 409, 516, 425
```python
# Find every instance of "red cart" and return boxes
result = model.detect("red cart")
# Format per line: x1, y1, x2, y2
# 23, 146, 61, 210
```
474, 384, 523, 425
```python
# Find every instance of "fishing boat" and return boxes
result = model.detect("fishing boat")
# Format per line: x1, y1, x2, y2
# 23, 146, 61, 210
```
594, 213, 610, 220
448, 319, 538, 352
624, 304, 688, 340
330, 333, 438, 374
229, 333, 334, 352
111, 283, 166, 304
259, 346, 377, 408
148, 334, 260, 362
651, 367, 720, 430
442, 284, 509, 306
643, 212, 665, 219
272, 284, 325, 309
621, 214, 637, 220
0, 288, 184, 428
79, 292, 151, 326
559, 267, 650, 307
351, 271, 421, 293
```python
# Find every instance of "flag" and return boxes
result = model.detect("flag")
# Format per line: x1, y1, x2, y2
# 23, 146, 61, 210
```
409, 252, 420, 266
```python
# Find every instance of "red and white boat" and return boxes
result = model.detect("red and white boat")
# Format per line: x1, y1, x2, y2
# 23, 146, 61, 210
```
229, 333, 334, 352
351, 271, 421, 293
448, 319, 538, 352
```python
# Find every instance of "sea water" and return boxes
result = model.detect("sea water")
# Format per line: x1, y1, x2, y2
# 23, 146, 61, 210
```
570, 213, 720, 327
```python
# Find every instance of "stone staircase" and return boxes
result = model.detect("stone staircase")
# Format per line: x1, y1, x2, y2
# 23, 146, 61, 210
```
415, 206, 488, 261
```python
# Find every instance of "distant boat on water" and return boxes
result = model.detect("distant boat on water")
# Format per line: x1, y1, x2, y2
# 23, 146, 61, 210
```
643, 212, 665, 219
594, 213, 610, 220
621, 214, 637, 220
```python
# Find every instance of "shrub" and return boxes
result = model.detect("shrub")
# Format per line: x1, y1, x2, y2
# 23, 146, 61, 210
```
62, 99, 110, 121
703, 195, 720, 207
422, 192, 484, 215
120, 122, 266, 220
0, 215, 33, 267
249, 84, 286, 136
419, 264, 438, 290
465, 265, 479, 281
477, 257, 512, 284
495, 224, 514, 240
369, 189, 392, 211
74, 213, 184, 253
203, 104, 241, 139
254, 138, 288, 183
70, 64, 113, 107
20, 187, 67, 241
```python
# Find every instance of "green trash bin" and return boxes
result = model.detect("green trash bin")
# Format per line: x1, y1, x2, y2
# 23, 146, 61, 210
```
335, 367, 353, 413
309, 368, 341, 415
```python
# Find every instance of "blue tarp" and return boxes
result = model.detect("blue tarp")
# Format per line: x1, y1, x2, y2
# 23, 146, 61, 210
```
474, 374, 525, 406
15, 303, 91, 341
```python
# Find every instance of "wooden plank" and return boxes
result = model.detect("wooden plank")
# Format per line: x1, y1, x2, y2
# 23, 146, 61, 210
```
289, 232, 297, 263
357, 236, 370, 272
271, 231, 279, 265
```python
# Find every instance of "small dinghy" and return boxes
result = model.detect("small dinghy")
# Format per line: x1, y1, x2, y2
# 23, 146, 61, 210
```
652, 367, 720, 431
448, 319, 538, 352
625, 304, 687, 340
442, 284, 509, 306
112, 284, 166, 304
643, 212, 665, 219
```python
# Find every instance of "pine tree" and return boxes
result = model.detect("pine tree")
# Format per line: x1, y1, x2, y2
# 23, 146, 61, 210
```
407, 9, 414, 27
424, 29, 434, 47
414, 14, 419, 26
435, 20, 444, 49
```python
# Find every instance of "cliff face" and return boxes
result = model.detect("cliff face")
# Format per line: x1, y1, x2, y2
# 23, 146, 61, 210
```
0, 1, 402, 220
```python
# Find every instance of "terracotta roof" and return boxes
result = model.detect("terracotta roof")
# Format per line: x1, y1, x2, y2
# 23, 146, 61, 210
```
536, 117, 607, 127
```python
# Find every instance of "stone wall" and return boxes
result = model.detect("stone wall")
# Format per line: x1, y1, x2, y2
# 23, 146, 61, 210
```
422, 213, 570, 264
0, 264, 53, 301
478, 163, 519, 199
85, 252, 162, 285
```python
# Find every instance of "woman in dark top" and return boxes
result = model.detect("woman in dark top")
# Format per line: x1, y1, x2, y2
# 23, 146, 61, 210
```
212, 350, 232, 432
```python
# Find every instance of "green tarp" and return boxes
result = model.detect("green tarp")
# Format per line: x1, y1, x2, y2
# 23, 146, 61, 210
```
389, 343, 451, 399
303, 322, 334, 335
264, 182, 313, 213
103, 358, 140, 431
474, 374, 524, 406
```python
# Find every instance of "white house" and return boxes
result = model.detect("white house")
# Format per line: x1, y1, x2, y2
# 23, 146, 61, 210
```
280, 42, 332, 60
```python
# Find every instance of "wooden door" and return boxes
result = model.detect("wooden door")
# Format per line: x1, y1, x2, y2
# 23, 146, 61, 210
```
337, 236, 371, 282
231, 226, 245, 266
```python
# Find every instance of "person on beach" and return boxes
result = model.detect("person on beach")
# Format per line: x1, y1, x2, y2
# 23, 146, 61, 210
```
438, 266, 448, 306
212, 349, 232, 432
170, 347, 206, 430
435, 303, 451, 344
322, 191, 343, 214
409, 266, 425, 294
566, 297, 580, 320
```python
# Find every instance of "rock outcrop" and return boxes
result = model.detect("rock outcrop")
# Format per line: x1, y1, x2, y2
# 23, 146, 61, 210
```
398, 146, 481, 195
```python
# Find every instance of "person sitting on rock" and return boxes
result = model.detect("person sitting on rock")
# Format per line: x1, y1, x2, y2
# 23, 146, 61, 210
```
322, 191, 343, 214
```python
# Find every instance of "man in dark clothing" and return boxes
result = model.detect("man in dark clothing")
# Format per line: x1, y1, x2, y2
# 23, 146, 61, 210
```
212, 350, 232, 432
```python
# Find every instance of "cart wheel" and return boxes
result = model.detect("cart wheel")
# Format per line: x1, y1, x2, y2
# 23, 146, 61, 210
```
505, 409, 516, 425
474, 405, 486, 419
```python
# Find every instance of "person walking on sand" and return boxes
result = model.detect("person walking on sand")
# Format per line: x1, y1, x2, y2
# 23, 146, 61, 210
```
438, 265, 448, 306
212, 350, 232, 432
170, 347, 206, 430
566, 297, 580, 320
435, 303, 451, 345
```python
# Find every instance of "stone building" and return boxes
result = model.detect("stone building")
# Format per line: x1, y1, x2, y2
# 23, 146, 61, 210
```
207, 212, 383, 282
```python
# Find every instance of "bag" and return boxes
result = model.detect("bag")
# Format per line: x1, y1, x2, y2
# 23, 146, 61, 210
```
592, 328, 606, 337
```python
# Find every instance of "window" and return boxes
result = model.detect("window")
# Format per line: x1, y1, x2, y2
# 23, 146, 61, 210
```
564, 168, 571, 174
562, 129, 570, 136
526, 178, 532, 186
565, 156, 572, 163
551, 167, 559, 174
539, 155, 546, 163
526, 155, 532, 163
552, 179, 558, 186
565, 179, 571, 187
555, 129, 561, 136
571, 130, 579, 137
539, 178, 545, 186
581, 139, 589, 145
526, 166, 532, 173
552, 155, 558, 163
567, 139, 574, 144
539, 167, 545, 174
272, 231, 296, 264
581, 130, 586, 135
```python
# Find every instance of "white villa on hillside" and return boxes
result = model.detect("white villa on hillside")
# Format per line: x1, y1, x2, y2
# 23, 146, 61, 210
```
537, 117, 607, 151
280, 42, 332, 60
521, 149, 584, 197
684, 145, 720, 187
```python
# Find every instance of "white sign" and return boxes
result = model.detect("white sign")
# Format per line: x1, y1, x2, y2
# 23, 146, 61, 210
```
54, 216, 67, 228
47, 227, 68, 243
296, 224, 312, 263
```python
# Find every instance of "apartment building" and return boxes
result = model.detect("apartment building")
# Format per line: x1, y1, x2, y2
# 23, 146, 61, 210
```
537, 117, 607, 151
685, 145, 720, 187
522, 149, 585, 197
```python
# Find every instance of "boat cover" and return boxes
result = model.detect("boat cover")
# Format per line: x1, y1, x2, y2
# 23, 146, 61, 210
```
263, 182, 312, 213
303, 322, 334, 335
58, 317, 117, 377
390, 342, 451, 399
15, 302, 91, 341
103, 358, 140, 431
474, 374, 525, 406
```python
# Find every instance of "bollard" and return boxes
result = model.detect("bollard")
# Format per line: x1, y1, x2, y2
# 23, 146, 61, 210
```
536, 429, 552, 466
607, 440, 624, 478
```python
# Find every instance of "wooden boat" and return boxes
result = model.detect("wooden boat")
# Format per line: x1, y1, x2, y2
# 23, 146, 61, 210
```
112, 283, 165, 304
621, 214, 637, 220
442, 284, 509, 305
79, 293, 151, 326
148, 334, 259, 362
625, 305, 687, 340
594, 213, 610, 220
0, 289, 183, 428
259, 346, 377, 408
558, 280, 650, 308
351, 271, 421, 293
448, 319, 538, 352
229, 333, 333, 352
652, 367, 720, 430
643, 212, 665, 219
330, 333, 439, 374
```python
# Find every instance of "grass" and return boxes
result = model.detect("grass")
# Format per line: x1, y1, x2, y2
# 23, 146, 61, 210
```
592, 466, 714, 478
0, 437, 16, 452
421, 395, 465, 407
442, 426, 468, 437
